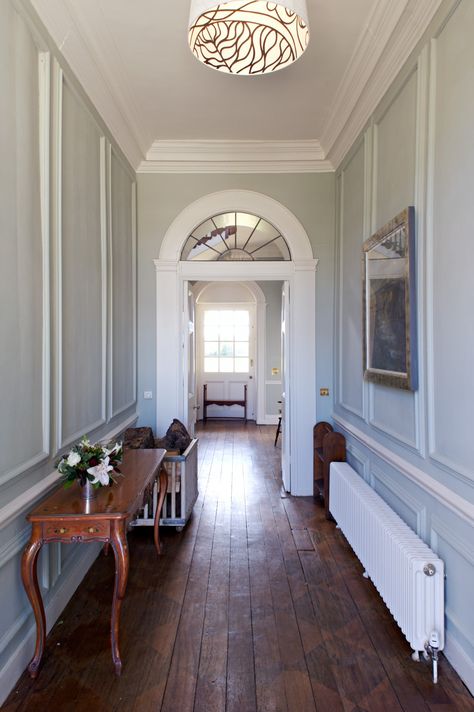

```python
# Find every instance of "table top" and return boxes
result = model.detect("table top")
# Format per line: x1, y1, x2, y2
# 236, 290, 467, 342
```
28, 449, 166, 522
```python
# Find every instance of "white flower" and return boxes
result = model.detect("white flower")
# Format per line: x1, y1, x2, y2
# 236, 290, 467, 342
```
67, 450, 81, 467
104, 442, 121, 457
87, 456, 113, 486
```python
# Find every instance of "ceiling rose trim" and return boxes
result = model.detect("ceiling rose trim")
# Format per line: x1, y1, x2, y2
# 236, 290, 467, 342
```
322, 0, 445, 168
138, 139, 333, 174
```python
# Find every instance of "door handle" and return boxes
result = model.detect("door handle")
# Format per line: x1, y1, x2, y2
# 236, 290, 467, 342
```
193, 405, 201, 410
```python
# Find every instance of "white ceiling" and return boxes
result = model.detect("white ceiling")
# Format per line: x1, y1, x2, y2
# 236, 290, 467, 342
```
30, 0, 442, 169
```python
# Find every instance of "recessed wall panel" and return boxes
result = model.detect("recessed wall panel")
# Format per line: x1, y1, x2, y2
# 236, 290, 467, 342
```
61, 81, 104, 445
110, 150, 135, 416
339, 142, 365, 416
430, 0, 474, 478
0, 5, 45, 478
371, 69, 418, 447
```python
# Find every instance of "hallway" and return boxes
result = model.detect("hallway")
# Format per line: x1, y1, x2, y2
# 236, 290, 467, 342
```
6, 423, 472, 711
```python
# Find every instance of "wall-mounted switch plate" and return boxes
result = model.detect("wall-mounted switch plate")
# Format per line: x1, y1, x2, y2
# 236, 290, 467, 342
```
143, 391, 153, 400
320, 388, 329, 396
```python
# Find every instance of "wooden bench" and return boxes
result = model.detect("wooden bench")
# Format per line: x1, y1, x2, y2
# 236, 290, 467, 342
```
203, 384, 247, 422
313, 421, 346, 520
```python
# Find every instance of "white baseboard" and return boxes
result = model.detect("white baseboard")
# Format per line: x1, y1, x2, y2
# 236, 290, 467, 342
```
0, 543, 100, 706
257, 415, 279, 426
444, 630, 474, 696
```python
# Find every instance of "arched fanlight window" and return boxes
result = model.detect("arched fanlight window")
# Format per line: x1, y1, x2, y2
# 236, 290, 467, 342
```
181, 212, 291, 261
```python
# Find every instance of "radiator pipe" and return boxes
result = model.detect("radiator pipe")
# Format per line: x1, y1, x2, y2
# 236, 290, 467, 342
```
424, 630, 440, 684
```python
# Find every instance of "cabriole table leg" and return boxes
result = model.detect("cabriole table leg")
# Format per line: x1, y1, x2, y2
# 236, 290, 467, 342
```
21, 523, 45, 678
110, 520, 129, 675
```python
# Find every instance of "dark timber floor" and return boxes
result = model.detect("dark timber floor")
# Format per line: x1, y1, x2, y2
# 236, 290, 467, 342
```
5, 422, 473, 712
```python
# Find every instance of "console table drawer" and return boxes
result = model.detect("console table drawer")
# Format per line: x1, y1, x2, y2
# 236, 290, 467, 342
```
43, 521, 110, 541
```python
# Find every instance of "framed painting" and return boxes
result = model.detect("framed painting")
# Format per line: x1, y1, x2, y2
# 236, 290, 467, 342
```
363, 206, 417, 390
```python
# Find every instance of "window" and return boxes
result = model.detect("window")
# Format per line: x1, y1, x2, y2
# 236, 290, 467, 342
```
181, 211, 291, 261
203, 309, 250, 373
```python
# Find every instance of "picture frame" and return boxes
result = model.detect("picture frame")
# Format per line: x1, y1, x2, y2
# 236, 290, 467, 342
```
362, 206, 417, 391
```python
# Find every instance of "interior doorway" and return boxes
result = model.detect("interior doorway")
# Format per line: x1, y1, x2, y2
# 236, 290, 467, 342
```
154, 189, 317, 496
191, 281, 283, 428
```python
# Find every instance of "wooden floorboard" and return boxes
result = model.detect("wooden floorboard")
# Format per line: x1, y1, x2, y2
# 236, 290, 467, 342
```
4, 422, 473, 712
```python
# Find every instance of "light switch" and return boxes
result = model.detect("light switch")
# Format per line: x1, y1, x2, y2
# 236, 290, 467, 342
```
143, 391, 153, 400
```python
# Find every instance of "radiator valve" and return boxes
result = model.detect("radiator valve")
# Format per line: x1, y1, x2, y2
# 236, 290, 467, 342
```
424, 630, 440, 684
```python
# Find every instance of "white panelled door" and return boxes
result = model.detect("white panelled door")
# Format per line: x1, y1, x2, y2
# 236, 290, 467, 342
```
197, 303, 256, 420
184, 285, 197, 435
281, 281, 291, 491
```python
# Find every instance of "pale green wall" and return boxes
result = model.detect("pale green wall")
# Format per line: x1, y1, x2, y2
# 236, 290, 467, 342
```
0, 1, 137, 702
334, 0, 474, 691
137, 173, 335, 430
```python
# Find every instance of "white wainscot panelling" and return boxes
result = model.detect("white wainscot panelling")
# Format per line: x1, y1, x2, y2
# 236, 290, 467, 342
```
369, 383, 420, 452
430, 514, 474, 690
109, 147, 136, 419
346, 443, 369, 482
427, 0, 474, 485
0, 533, 32, 656
0, 5, 50, 485
370, 464, 426, 538
337, 141, 365, 419
58, 75, 106, 449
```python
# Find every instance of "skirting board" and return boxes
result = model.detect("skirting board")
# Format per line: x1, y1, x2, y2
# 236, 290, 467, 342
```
444, 630, 474, 696
257, 415, 279, 426
0, 543, 101, 705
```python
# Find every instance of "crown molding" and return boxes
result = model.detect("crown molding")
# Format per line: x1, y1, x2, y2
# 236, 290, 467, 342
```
30, 0, 145, 169
322, 0, 445, 168
138, 139, 334, 173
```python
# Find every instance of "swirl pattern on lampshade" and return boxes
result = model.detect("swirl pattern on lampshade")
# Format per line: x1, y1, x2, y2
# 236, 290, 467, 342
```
188, 1, 309, 75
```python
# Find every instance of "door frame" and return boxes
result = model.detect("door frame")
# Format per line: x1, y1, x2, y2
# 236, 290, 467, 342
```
192, 281, 266, 424
154, 190, 317, 496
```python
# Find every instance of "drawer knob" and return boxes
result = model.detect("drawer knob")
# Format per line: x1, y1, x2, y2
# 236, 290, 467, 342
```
59, 527, 66, 534
88, 527, 95, 534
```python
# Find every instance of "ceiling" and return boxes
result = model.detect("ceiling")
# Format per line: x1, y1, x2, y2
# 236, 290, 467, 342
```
30, 0, 441, 170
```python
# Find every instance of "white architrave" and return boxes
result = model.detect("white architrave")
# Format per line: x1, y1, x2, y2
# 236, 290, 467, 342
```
155, 190, 317, 496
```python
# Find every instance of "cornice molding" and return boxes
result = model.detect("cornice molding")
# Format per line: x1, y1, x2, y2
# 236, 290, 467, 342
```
138, 140, 334, 174
323, 0, 445, 168
30, 0, 145, 169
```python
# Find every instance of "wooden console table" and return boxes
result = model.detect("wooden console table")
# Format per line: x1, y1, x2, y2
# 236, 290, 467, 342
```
21, 448, 167, 677
203, 383, 247, 422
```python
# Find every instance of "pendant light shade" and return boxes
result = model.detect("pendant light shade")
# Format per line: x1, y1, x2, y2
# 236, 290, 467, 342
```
188, 1, 310, 75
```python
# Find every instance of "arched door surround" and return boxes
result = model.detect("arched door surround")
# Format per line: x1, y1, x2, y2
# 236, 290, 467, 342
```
154, 190, 317, 496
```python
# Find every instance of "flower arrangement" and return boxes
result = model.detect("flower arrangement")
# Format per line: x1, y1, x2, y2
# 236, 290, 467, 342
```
57, 437, 123, 490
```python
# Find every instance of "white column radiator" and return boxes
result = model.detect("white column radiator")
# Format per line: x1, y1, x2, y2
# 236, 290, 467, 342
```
329, 462, 444, 682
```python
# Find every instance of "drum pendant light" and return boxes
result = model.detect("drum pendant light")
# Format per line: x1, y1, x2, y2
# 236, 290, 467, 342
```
188, 1, 310, 75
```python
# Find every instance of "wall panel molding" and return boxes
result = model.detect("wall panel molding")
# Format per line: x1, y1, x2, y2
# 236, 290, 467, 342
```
0, 527, 31, 570
368, 385, 420, 453
346, 443, 370, 482
0, 29, 51, 488
370, 464, 427, 537
56, 73, 107, 451
108, 147, 137, 419
333, 414, 474, 526
430, 514, 474, 568
0, 413, 138, 533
